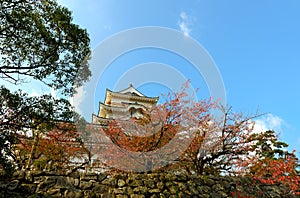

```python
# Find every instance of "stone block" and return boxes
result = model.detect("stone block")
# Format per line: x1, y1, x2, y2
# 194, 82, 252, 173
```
93, 183, 109, 193
102, 193, 115, 198
79, 181, 93, 190
128, 179, 143, 187
149, 188, 161, 193
81, 173, 98, 181
112, 187, 125, 194
118, 179, 126, 187
13, 170, 25, 180
98, 173, 107, 182
156, 182, 164, 190
144, 179, 155, 188
20, 183, 37, 194
36, 178, 56, 192
7, 180, 19, 191
102, 178, 118, 187
133, 186, 148, 194
46, 188, 61, 197
130, 194, 145, 198
116, 195, 129, 198
84, 190, 98, 198
64, 190, 84, 198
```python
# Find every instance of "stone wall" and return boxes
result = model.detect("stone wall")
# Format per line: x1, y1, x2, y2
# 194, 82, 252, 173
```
0, 170, 296, 198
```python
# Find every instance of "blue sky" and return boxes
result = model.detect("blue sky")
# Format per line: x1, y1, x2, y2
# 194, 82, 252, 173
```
6, 1, 300, 153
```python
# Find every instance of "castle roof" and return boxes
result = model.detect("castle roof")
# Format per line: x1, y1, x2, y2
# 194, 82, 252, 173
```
104, 83, 159, 104
99, 102, 147, 112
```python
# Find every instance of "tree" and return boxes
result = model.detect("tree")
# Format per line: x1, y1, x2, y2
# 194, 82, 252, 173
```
92, 81, 299, 197
0, 0, 91, 175
16, 122, 89, 173
239, 130, 300, 195
0, 86, 89, 174
92, 82, 262, 175
181, 106, 259, 175
251, 152, 300, 195
91, 82, 214, 172
0, 0, 91, 95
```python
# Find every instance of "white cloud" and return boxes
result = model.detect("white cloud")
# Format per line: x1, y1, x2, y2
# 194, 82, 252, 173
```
178, 11, 191, 37
69, 86, 86, 114
253, 113, 284, 133
180, 12, 187, 20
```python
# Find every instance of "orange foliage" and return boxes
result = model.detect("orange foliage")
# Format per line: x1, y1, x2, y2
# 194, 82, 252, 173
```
251, 152, 300, 195
17, 123, 88, 171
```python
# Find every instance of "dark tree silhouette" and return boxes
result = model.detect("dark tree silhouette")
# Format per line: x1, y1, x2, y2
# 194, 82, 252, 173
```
0, 0, 91, 175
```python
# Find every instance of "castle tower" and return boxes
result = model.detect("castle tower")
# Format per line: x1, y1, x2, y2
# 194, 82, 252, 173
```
92, 83, 159, 125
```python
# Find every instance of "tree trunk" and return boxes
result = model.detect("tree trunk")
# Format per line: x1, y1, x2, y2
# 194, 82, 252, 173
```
26, 130, 40, 170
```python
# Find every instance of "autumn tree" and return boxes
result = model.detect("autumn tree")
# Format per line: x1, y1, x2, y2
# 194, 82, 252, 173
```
16, 122, 89, 173
92, 81, 299, 193
90, 82, 213, 172
180, 106, 260, 175
91, 82, 260, 175
240, 130, 300, 195
0, 0, 91, 175
0, 86, 92, 173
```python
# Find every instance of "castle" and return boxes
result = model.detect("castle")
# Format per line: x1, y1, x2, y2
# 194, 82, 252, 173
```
92, 83, 159, 125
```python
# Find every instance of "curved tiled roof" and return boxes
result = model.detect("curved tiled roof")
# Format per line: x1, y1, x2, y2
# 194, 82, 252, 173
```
99, 102, 147, 112
106, 89, 159, 103
104, 83, 159, 104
